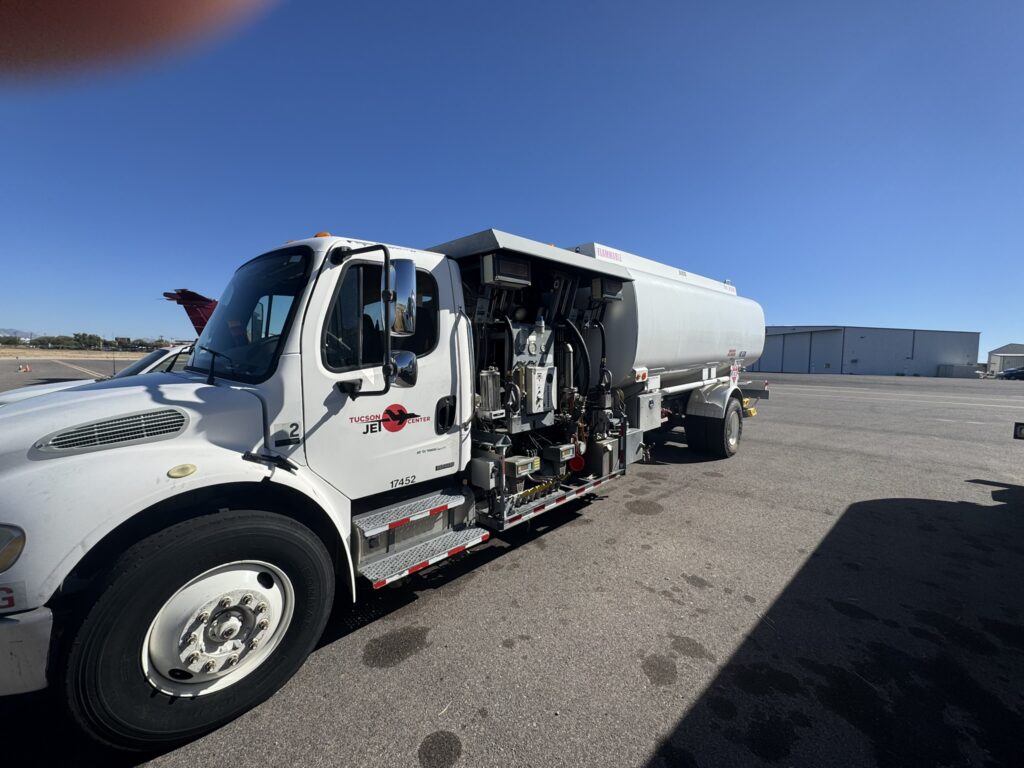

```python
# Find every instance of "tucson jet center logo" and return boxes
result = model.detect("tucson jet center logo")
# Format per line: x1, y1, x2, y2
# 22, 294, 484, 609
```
350, 404, 431, 434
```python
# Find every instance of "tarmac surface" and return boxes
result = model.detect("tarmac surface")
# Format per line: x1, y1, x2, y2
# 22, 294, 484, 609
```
1, 372, 1023, 767
0, 356, 131, 392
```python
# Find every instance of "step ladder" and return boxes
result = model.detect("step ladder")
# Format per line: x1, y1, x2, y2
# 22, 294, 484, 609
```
358, 527, 491, 589
353, 488, 468, 538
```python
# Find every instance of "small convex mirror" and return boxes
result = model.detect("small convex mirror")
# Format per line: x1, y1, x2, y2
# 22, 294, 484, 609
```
385, 259, 417, 338
391, 349, 418, 388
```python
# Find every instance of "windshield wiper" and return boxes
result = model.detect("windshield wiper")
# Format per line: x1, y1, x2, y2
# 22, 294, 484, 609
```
199, 345, 235, 385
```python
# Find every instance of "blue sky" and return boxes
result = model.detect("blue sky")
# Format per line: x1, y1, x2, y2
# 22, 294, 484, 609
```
1, 1, 1021, 358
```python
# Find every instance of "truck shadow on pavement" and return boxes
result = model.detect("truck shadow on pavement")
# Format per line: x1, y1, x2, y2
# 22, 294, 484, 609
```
643, 428, 727, 465
0, 499, 594, 767
647, 479, 1024, 768
317, 499, 594, 648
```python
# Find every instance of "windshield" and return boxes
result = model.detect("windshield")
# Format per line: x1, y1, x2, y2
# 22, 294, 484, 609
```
113, 349, 172, 378
187, 247, 311, 383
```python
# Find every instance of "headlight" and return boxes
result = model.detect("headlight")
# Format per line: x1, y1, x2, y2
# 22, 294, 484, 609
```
0, 526, 26, 574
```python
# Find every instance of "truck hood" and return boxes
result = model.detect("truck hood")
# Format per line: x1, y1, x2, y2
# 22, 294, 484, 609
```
0, 373, 267, 466
0, 377, 100, 405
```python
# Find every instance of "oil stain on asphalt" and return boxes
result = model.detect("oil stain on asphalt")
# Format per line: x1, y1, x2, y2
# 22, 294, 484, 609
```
362, 625, 431, 668
418, 730, 462, 768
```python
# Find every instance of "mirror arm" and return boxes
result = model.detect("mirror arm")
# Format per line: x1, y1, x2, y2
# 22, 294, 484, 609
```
331, 243, 394, 399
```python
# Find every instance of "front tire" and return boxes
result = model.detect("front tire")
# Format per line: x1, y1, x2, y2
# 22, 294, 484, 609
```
62, 510, 334, 751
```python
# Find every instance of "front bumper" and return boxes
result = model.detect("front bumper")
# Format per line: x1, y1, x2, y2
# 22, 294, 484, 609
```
0, 607, 52, 695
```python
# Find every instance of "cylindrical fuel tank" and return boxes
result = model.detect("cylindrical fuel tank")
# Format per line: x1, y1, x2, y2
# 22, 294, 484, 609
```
575, 243, 765, 389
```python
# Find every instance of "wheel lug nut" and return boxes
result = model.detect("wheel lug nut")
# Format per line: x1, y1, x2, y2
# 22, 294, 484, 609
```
219, 596, 232, 608
202, 660, 216, 673
254, 603, 268, 615
249, 639, 259, 650
241, 594, 254, 606
257, 619, 269, 631
186, 653, 200, 665
226, 654, 239, 667
188, 632, 199, 645
198, 611, 211, 624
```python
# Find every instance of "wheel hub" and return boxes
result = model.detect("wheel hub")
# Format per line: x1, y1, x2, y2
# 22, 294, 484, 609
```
142, 561, 294, 697
727, 410, 740, 449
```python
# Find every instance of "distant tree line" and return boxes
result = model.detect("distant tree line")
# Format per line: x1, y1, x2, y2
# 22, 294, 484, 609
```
0, 333, 170, 350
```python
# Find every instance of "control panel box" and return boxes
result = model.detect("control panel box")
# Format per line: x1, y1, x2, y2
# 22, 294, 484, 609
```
525, 365, 557, 414
543, 444, 575, 463
503, 455, 541, 478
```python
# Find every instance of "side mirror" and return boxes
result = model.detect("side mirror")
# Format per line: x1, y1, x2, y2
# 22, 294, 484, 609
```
391, 349, 418, 388
250, 301, 265, 341
385, 259, 416, 338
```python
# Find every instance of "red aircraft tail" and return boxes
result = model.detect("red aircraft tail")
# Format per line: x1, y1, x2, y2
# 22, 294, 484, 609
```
163, 289, 218, 335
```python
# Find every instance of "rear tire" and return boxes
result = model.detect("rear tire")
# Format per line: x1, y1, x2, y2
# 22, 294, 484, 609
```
62, 510, 334, 751
705, 398, 743, 458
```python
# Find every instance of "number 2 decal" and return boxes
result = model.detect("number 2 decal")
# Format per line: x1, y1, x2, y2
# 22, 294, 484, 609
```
273, 422, 302, 447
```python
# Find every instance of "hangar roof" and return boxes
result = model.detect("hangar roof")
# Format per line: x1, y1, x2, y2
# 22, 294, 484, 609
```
989, 343, 1024, 355
767, 325, 979, 336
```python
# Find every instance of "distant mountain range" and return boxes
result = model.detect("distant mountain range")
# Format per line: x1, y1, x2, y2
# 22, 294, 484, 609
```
0, 328, 34, 338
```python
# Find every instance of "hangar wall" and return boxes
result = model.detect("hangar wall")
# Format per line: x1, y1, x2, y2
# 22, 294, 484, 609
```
748, 326, 979, 376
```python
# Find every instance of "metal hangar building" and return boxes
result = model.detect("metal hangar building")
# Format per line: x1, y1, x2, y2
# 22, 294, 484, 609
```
747, 325, 980, 376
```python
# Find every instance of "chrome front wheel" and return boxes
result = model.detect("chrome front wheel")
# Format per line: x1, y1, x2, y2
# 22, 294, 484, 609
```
142, 560, 295, 697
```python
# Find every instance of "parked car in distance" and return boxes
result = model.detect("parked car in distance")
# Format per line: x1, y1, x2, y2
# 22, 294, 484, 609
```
996, 366, 1024, 380
0, 344, 193, 405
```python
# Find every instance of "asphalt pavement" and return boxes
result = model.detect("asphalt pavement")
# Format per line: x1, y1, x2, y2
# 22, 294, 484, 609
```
0, 357, 127, 392
2, 373, 1022, 767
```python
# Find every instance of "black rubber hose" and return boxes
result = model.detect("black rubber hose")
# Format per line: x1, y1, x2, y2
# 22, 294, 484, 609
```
564, 319, 591, 396
595, 320, 607, 362
594, 320, 612, 389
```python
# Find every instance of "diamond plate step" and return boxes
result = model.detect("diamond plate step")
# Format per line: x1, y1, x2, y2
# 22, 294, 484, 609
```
353, 488, 467, 538
359, 527, 490, 589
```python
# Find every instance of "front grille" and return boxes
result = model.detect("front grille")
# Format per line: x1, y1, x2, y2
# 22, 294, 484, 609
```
44, 409, 187, 452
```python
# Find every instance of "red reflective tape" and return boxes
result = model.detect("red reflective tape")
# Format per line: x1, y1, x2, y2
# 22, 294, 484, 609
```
576, 487, 588, 496
373, 579, 387, 589
447, 545, 466, 557
388, 517, 411, 530
408, 561, 429, 575
593, 480, 602, 487
507, 514, 523, 524
533, 504, 545, 513
556, 495, 567, 503
481, 532, 490, 541
429, 504, 448, 515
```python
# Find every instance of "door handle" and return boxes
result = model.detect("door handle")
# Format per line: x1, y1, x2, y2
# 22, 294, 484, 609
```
435, 396, 456, 434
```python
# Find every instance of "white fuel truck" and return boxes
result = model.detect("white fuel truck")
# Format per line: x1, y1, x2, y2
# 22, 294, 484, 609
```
0, 229, 765, 749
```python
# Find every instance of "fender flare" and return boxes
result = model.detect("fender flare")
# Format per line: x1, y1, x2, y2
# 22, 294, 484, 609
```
685, 381, 741, 419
